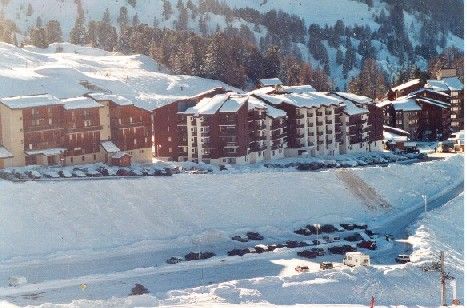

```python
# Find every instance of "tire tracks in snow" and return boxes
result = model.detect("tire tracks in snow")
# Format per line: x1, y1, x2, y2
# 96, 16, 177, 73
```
336, 169, 391, 210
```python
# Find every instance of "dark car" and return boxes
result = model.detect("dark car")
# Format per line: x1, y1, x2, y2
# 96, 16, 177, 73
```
344, 233, 364, 242
184, 251, 216, 261
297, 250, 318, 259
357, 240, 377, 250
294, 227, 313, 236
231, 235, 249, 242
246, 232, 264, 241
166, 256, 184, 264
328, 245, 356, 255
320, 262, 333, 270
227, 248, 249, 257
286, 240, 309, 248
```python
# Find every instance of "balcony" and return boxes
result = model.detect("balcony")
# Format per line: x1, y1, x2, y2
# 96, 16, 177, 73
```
296, 114, 305, 119
326, 130, 333, 134
325, 111, 333, 116
316, 121, 323, 126
325, 120, 333, 125
316, 112, 323, 116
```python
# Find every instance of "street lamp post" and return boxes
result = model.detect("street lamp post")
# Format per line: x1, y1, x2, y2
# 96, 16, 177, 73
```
422, 194, 427, 213
313, 224, 320, 244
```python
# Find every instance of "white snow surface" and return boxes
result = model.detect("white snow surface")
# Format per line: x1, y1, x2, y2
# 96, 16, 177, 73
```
0, 42, 236, 111
0, 155, 462, 261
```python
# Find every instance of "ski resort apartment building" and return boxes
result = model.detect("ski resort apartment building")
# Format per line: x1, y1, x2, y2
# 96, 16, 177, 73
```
153, 89, 288, 164
0, 93, 152, 168
382, 69, 463, 140
252, 85, 384, 157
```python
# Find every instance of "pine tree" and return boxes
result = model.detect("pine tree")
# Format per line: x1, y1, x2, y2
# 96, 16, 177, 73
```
176, 3, 189, 31
45, 20, 63, 43
70, 14, 87, 45
348, 58, 387, 99
96, 8, 118, 51
263, 45, 281, 78
132, 14, 140, 27
36, 16, 42, 27
336, 49, 344, 65
86, 20, 98, 47
117, 6, 129, 31
127, 0, 136, 8
26, 3, 32, 16
198, 14, 208, 36
162, 0, 173, 21
29, 27, 48, 48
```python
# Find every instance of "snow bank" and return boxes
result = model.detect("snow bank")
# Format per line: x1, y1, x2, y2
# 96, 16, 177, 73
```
0, 156, 462, 261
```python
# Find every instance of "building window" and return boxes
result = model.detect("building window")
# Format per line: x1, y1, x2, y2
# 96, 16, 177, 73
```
48, 118, 52, 125
168, 136, 172, 142
81, 156, 85, 161
118, 118, 122, 125
168, 147, 172, 153
134, 139, 137, 145
70, 157, 73, 163
129, 116, 133, 123
29, 144, 33, 150
93, 154, 97, 160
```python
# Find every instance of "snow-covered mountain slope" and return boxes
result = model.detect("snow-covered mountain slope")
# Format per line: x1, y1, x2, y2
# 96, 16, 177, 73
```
1, 0, 463, 89
0, 42, 235, 110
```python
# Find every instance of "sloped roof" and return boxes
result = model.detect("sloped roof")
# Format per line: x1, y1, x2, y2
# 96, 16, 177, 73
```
426, 77, 464, 92
1, 94, 62, 109
0, 146, 13, 159
259, 78, 282, 87
391, 79, 421, 92
87, 93, 134, 106
62, 97, 103, 110
248, 96, 286, 118
101, 141, 120, 153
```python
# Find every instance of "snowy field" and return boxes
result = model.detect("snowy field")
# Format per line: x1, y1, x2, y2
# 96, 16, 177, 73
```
0, 155, 463, 307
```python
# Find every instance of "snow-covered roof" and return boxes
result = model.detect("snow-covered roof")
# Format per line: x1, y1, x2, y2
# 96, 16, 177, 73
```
416, 97, 450, 109
384, 131, 408, 142
383, 125, 410, 135
258, 92, 341, 108
342, 101, 367, 116
62, 97, 103, 110
87, 93, 134, 106
25, 148, 66, 156
112, 151, 131, 159
391, 79, 421, 92
259, 78, 282, 87
0, 94, 62, 109
219, 95, 247, 113
334, 92, 372, 104
101, 141, 120, 153
181, 93, 231, 115
282, 85, 316, 93
391, 97, 421, 112
0, 146, 13, 159
426, 77, 464, 92
248, 96, 286, 118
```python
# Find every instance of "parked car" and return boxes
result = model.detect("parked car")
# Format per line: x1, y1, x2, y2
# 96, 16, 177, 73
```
295, 265, 309, 273
13, 171, 29, 180
184, 251, 216, 261
328, 245, 356, 255
297, 250, 318, 259
254, 244, 268, 253
357, 240, 377, 250
320, 262, 333, 270
86, 170, 102, 177
246, 232, 264, 241
227, 248, 249, 257
58, 170, 73, 178
294, 227, 313, 236
25, 170, 41, 179
42, 171, 60, 178
166, 256, 184, 264
286, 241, 309, 248
395, 254, 411, 264
309, 247, 325, 256
72, 170, 87, 177
231, 235, 249, 242
344, 233, 364, 242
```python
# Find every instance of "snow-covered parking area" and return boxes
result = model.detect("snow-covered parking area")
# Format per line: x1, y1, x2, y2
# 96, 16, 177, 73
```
0, 155, 463, 307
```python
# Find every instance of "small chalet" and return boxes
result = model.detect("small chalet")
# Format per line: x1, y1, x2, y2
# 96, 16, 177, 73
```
111, 152, 132, 167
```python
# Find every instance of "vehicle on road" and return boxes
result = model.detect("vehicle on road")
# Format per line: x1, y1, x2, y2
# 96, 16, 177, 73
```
343, 251, 370, 267
320, 262, 333, 270
395, 254, 411, 264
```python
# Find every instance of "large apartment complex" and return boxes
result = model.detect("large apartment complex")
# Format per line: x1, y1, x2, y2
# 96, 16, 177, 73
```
0, 93, 152, 168
1, 80, 389, 168
382, 69, 464, 140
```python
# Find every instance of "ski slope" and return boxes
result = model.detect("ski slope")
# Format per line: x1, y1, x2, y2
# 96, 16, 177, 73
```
0, 42, 235, 110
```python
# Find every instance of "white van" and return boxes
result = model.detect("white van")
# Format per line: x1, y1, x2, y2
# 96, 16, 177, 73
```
343, 252, 370, 267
